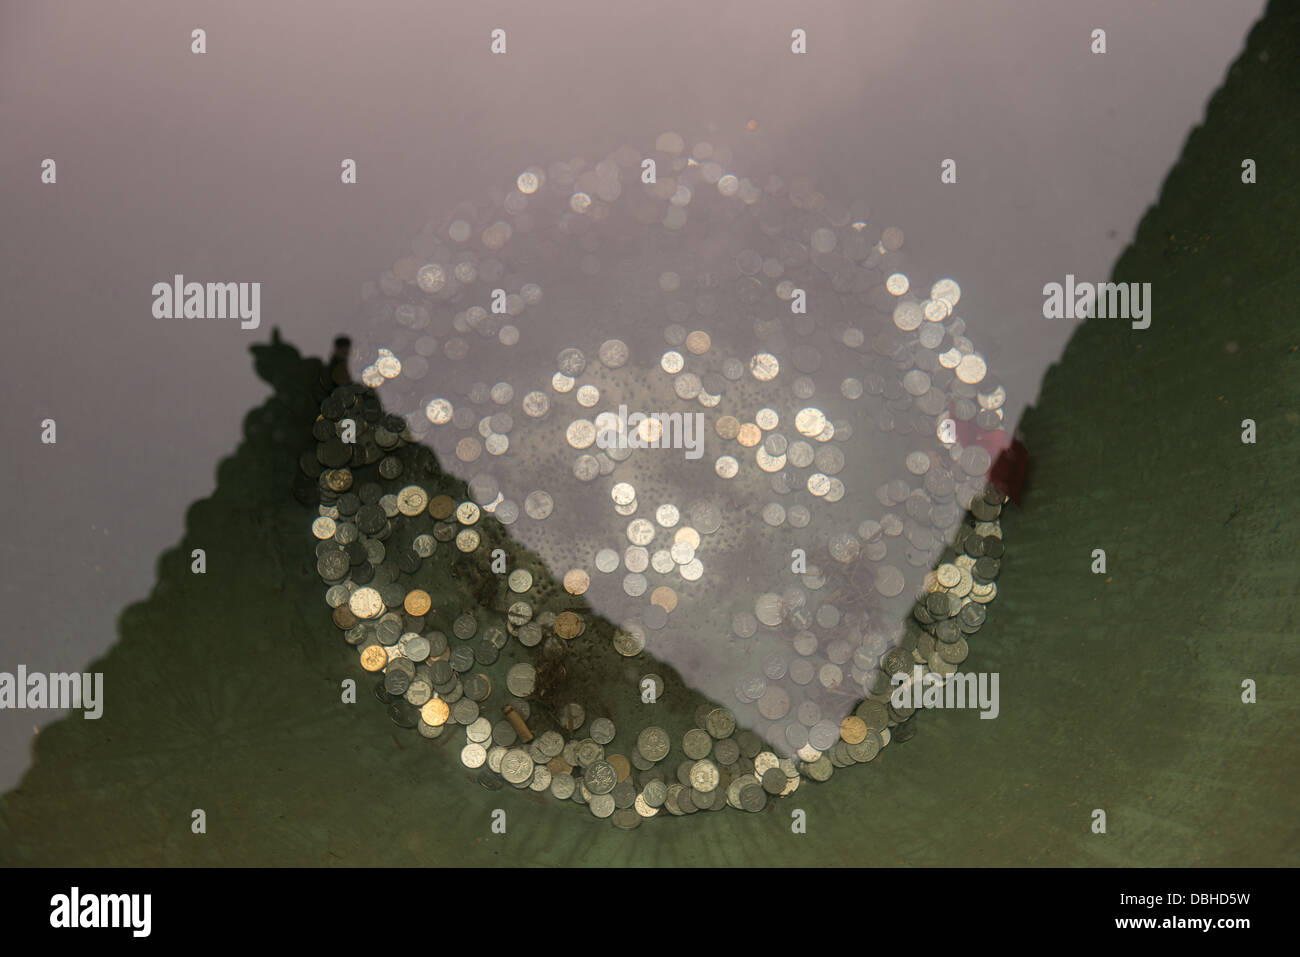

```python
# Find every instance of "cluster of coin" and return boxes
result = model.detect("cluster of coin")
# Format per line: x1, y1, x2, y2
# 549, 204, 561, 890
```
308, 130, 1009, 825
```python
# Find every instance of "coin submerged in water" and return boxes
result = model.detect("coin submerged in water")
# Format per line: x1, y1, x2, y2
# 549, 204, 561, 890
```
319, 131, 1011, 829
637, 726, 671, 762
584, 760, 617, 795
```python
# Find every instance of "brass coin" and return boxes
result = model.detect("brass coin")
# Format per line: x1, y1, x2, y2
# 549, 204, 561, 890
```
325, 468, 353, 493
685, 330, 712, 355
547, 756, 573, 776
420, 697, 450, 727
428, 495, 455, 519
737, 423, 761, 447
673, 526, 701, 549
359, 645, 387, 672
554, 611, 583, 639
563, 569, 591, 595
607, 753, 631, 782
404, 589, 432, 617
650, 586, 678, 613
840, 716, 868, 745
715, 415, 740, 440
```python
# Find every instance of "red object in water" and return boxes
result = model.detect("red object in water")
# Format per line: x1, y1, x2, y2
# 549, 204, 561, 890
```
949, 404, 1028, 505
988, 438, 1029, 505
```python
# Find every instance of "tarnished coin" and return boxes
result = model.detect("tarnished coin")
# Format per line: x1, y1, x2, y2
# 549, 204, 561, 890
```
524, 490, 554, 520
612, 625, 646, 656
839, 716, 868, 745
607, 753, 631, 782
705, 708, 736, 739
558, 702, 585, 731
554, 611, 584, 639
590, 717, 616, 745
505, 662, 536, 697
682, 729, 713, 760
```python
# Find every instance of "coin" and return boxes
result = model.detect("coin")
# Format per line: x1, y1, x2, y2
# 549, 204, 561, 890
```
502, 749, 535, 784
420, 696, 449, 727
505, 663, 536, 697
682, 729, 712, 760
637, 726, 671, 762
563, 569, 590, 595
690, 760, 720, 792
558, 702, 585, 731
359, 645, 387, 672
839, 716, 868, 745
584, 760, 617, 795
403, 589, 432, 616
607, 753, 631, 782
554, 611, 583, 639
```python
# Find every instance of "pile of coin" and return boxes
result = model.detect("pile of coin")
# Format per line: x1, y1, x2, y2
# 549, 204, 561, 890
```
305, 130, 1009, 826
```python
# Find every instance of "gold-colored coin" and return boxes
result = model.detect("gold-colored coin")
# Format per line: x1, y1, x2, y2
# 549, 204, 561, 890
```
650, 586, 678, 613
404, 589, 432, 616
673, 526, 700, 549
685, 330, 712, 355
554, 611, 583, 639
455, 529, 480, 552
455, 437, 482, 463
325, 468, 353, 493
421, 697, 449, 727
936, 563, 961, 589
737, 423, 761, 447
715, 415, 740, 440
456, 501, 481, 525
563, 569, 590, 595
359, 645, 387, 672
548, 756, 573, 776
840, 716, 868, 745
607, 753, 631, 781
428, 495, 455, 519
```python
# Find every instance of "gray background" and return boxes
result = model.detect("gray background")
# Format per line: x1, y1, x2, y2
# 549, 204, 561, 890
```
0, 0, 1265, 791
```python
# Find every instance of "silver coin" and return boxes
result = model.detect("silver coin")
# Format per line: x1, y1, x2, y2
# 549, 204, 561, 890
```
523, 490, 554, 520
637, 726, 671, 762
506, 662, 536, 697
583, 760, 617, 795
501, 749, 535, 785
